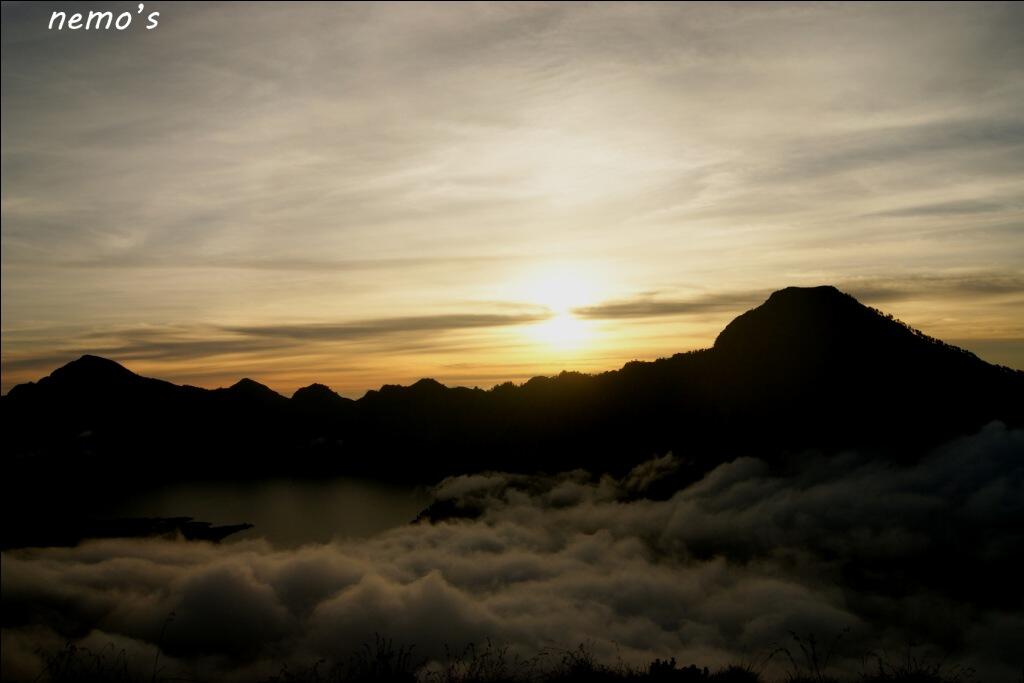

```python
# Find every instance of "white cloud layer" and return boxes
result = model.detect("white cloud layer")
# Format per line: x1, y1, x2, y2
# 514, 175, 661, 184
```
3, 423, 1022, 681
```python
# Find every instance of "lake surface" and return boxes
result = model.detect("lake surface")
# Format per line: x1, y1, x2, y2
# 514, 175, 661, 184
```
96, 478, 433, 547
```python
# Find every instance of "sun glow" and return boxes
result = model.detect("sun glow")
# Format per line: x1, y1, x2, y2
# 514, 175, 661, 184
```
513, 265, 603, 351
519, 267, 599, 314
529, 312, 593, 350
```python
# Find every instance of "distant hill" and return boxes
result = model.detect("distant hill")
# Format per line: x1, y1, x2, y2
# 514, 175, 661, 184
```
3, 286, 1021, 489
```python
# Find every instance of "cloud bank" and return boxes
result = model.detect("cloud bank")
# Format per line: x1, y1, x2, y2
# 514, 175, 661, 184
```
3, 423, 1022, 681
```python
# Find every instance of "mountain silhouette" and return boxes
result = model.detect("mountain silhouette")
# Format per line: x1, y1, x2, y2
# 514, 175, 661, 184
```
3, 286, 1021, 492
220, 377, 291, 407
291, 382, 353, 413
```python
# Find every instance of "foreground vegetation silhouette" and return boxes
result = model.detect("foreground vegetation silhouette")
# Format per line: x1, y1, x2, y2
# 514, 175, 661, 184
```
31, 635, 977, 683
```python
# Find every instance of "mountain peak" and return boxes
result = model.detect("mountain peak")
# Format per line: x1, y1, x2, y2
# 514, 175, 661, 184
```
48, 355, 138, 384
228, 378, 283, 400
707, 285, 1006, 402
65, 354, 131, 372
230, 376, 274, 393
714, 285, 895, 354
292, 383, 351, 411
293, 382, 337, 398
763, 284, 848, 304
292, 382, 347, 402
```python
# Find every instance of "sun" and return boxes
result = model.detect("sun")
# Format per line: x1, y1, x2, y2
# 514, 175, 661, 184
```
513, 265, 601, 351
529, 312, 591, 350
520, 269, 594, 315
517, 265, 602, 313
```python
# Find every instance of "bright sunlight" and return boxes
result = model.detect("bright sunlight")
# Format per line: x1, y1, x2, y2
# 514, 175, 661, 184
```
513, 265, 602, 352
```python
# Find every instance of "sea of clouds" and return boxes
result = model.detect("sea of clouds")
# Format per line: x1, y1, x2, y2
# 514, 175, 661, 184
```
3, 423, 1022, 682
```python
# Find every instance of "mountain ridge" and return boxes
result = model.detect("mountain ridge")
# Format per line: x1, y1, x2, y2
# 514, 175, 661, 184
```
10, 286, 1014, 400
3, 286, 1021, 488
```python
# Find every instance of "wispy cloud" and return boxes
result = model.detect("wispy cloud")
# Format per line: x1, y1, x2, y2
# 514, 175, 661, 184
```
838, 272, 1024, 303
0, 309, 554, 389
224, 312, 551, 342
573, 291, 766, 320
571, 272, 1024, 321
860, 199, 1020, 219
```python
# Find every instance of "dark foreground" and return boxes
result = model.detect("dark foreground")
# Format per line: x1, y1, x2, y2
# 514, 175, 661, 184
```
1, 516, 252, 550
34, 636, 975, 683
4, 288, 1021, 682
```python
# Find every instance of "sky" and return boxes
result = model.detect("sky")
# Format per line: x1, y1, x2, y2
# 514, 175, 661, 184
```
2, 1, 1022, 396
